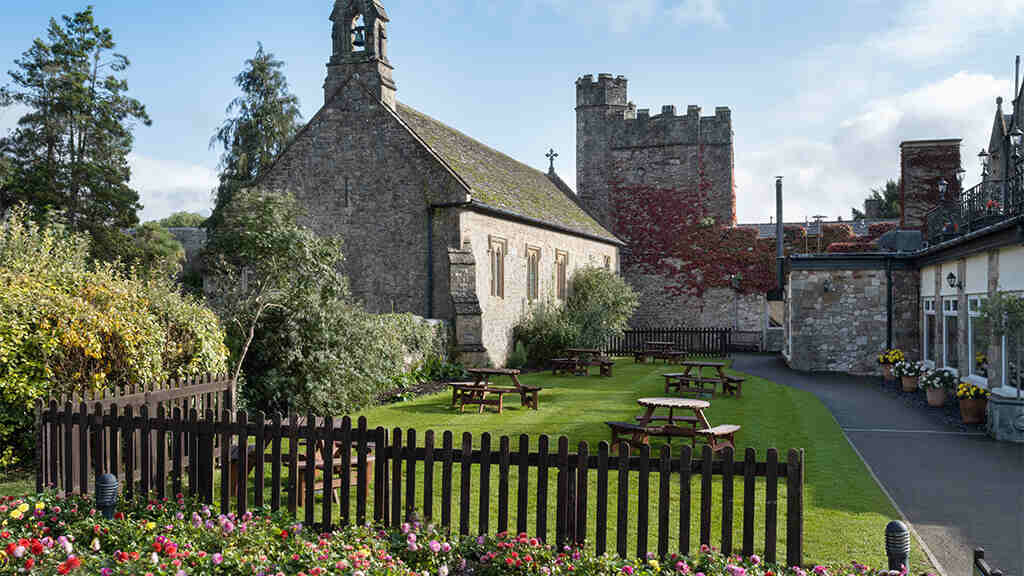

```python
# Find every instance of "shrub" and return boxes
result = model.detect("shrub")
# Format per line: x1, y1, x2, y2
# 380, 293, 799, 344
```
506, 341, 528, 370
0, 209, 228, 466
920, 368, 957, 390
565, 266, 639, 349
512, 300, 578, 368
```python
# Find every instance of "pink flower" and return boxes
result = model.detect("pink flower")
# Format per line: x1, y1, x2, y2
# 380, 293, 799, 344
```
212, 553, 223, 565
622, 565, 635, 575
429, 540, 441, 553
676, 561, 690, 573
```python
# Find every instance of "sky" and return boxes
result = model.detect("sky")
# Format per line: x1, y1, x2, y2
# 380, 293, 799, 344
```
1, 0, 1023, 224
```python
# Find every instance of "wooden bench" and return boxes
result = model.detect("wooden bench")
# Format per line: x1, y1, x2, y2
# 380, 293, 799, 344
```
451, 383, 512, 413
550, 358, 579, 376
586, 357, 615, 377
723, 376, 745, 397
697, 424, 741, 453
607, 418, 700, 451
635, 341, 686, 364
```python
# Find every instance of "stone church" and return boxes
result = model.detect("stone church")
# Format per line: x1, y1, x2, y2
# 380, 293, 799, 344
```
257, 0, 622, 366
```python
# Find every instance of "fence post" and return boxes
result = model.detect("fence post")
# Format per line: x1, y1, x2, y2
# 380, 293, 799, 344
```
786, 449, 804, 567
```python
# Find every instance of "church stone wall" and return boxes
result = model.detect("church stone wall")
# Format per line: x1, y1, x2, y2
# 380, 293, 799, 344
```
459, 210, 619, 367
626, 265, 764, 330
259, 76, 465, 320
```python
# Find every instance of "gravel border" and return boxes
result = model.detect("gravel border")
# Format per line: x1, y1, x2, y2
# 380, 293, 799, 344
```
875, 377, 986, 432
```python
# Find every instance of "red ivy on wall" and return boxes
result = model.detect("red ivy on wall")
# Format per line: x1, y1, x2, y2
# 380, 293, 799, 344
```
611, 177, 776, 297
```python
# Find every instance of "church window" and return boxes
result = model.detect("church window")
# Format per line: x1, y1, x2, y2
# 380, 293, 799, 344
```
489, 236, 506, 299
603, 255, 612, 271
556, 250, 568, 300
526, 246, 540, 301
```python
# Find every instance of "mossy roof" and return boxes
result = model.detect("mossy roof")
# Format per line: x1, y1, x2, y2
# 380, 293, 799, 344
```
396, 103, 619, 243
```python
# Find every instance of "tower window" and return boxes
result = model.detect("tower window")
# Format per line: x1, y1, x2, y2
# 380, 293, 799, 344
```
351, 14, 366, 53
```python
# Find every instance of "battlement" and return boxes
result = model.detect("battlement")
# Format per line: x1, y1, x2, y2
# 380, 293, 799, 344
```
576, 73, 628, 107
614, 103, 732, 145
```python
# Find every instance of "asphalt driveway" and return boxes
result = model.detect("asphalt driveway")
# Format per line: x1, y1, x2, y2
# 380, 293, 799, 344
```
731, 354, 1024, 576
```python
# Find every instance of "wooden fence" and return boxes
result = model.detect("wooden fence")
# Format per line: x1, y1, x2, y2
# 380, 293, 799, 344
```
36, 374, 232, 497
606, 328, 732, 357
37, 406, 804, 565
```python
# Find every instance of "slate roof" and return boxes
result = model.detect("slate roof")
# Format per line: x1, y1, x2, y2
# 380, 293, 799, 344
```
396, 103, 619, 243
737, 218, 900, 239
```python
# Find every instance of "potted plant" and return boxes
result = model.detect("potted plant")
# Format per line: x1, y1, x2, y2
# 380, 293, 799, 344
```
877, 348, 905, 380
956, 381, 991, 424
894, 360, 924, 392
919, 368, 956, 407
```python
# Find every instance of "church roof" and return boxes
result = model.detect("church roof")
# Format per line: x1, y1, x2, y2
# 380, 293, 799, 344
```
396, 103, 620, 244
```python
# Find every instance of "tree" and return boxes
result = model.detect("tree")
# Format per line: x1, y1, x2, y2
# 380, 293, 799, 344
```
852, 179, 900, 220
208, 43, 302, 233
207, 189, 438, 414
156, 211, 206, 228
125, 221, 184, 279
0, 7, 151, 262
565, 267, 639, 349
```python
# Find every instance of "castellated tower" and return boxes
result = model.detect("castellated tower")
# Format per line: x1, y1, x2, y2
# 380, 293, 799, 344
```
575, 74, 735, 230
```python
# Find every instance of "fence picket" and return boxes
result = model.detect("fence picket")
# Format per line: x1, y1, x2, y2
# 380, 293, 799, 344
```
238, 411, 249, 516
576, 441, 589, 547
721, 447, 734, 554
742, 448, 756, 556
616, 441, 629, 558
405, 428, 416, 523
375, 426, 388, 526
323, 416, 334, 529
340, 417, 351, 525
271, 414, 282, 511
140, 405, 151, 498
700, 445, 712, 546
391, 427, 403, 526
657, 445, 670, 558
356, 418, 368, 525
423, 430, 435, 523
78, 403, 89, 495
480, 432, 491, 536
786, 449, 804, 567
678, 445, 692, 555
304, 415, 317, 527
459, 432, 472, 536
498, 435, 510, 533
556, 436, 568, 548
637, 444, 650, 559
171, 407, 182, 496
596, 441, 609, 556
255, 412, 266, 509
441, 431, 453, 529
537, 435, 549, 542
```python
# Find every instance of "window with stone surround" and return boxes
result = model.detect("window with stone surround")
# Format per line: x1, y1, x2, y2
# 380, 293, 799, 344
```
604, 255, 612, 271
924, 298, 936, 364
489, 236, 506, 299
526, 246, 540, 302
969, 296, 989, 377
943, 297, 959, 370
555, 250, 568, 300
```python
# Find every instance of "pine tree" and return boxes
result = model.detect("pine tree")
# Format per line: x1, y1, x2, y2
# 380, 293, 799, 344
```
0, 7, 151, 261
208, 43, 303, 235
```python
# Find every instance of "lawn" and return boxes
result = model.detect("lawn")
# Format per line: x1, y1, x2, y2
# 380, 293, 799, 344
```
354, 358, 934, 572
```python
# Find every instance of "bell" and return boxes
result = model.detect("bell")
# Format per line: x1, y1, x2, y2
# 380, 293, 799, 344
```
352, 27, 366, 48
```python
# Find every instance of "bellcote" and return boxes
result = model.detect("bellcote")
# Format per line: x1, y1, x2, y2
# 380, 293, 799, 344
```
325, 0, 396, 109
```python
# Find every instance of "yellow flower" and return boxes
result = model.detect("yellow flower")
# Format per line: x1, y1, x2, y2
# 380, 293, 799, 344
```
17, 503, 28, 513
146, 521, 156, 530
9, 510, 21, 520
35, 502, 45, 510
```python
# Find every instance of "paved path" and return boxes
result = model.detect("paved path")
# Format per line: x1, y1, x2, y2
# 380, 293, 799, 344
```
731, 354, 1024, 576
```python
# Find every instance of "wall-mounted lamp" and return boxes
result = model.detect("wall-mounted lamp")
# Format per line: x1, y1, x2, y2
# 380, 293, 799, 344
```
823, 278, 833, 293
946, 271, 963, 290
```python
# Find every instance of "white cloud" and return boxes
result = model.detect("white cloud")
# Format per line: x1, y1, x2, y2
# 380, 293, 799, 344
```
870, 0, 1024, 62
736, 71, 1007, 223
0, 104, 30, 137
537, 0, 722, 33
668, 0, 725, 27
128, 154, 217, 222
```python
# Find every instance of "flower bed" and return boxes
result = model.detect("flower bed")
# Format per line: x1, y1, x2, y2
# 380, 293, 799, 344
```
0, 492, 930, 576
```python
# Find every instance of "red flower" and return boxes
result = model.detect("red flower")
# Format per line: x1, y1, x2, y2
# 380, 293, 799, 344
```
281, 529, 289, 539
24, 557, 35, 570
30, 540, 44, 555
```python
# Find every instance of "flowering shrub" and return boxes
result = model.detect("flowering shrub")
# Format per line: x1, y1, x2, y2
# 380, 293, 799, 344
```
919, 369, 957, 390
877, 349, 904, 365
0, 492, 931, 576
893, 361, 924, 378
956, 382, 991, 399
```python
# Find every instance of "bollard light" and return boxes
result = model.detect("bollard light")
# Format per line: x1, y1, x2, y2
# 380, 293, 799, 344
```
96, 473, 119, 519
884, 520, 910, 571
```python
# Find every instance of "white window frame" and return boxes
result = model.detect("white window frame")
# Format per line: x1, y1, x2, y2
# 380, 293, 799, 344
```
968, 295, 987, 378
923, 298, 935, 367
942, 296, 959, 374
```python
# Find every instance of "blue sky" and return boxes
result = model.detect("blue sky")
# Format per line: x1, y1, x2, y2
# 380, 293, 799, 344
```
2, 0, 1022, 223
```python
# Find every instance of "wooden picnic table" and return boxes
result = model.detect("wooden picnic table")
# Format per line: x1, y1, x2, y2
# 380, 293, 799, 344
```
552, 348, 614, 377
607, 397, 739, 453
451, 368, 541, 413
634, 341, 686, 364
665, 361, 743, 397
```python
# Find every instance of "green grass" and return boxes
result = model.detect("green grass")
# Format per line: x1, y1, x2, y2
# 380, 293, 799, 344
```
352, 359, 933, 572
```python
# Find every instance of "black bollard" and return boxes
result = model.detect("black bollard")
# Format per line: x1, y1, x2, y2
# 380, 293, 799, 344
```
885, 520, 910, 571
96, 473, 119, 519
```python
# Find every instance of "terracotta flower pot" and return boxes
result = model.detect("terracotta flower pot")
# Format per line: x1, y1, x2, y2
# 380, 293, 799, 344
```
925, 387, 946, 407
959, 397, 988, 424
901, 376, 919, 392
882, 365, 894, 381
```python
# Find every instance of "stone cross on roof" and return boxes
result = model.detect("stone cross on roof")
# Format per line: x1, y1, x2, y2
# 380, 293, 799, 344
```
546, 148, 559, 173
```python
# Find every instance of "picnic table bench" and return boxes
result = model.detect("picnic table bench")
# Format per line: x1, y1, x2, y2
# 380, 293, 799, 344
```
551, 348, 614, 377
634, 341, 686, 364
450, 368, 542, 413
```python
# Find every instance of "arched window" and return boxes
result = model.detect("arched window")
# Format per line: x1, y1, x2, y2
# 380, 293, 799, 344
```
351, 14, 366, 53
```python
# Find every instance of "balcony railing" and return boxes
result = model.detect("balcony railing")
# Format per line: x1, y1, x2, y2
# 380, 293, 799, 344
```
925, 161, 1024, 244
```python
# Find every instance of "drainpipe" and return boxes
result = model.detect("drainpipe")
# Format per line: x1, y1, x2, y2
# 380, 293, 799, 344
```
427, 208, 434, 318
776, 177, 784, 295
886, 256, 894, 350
